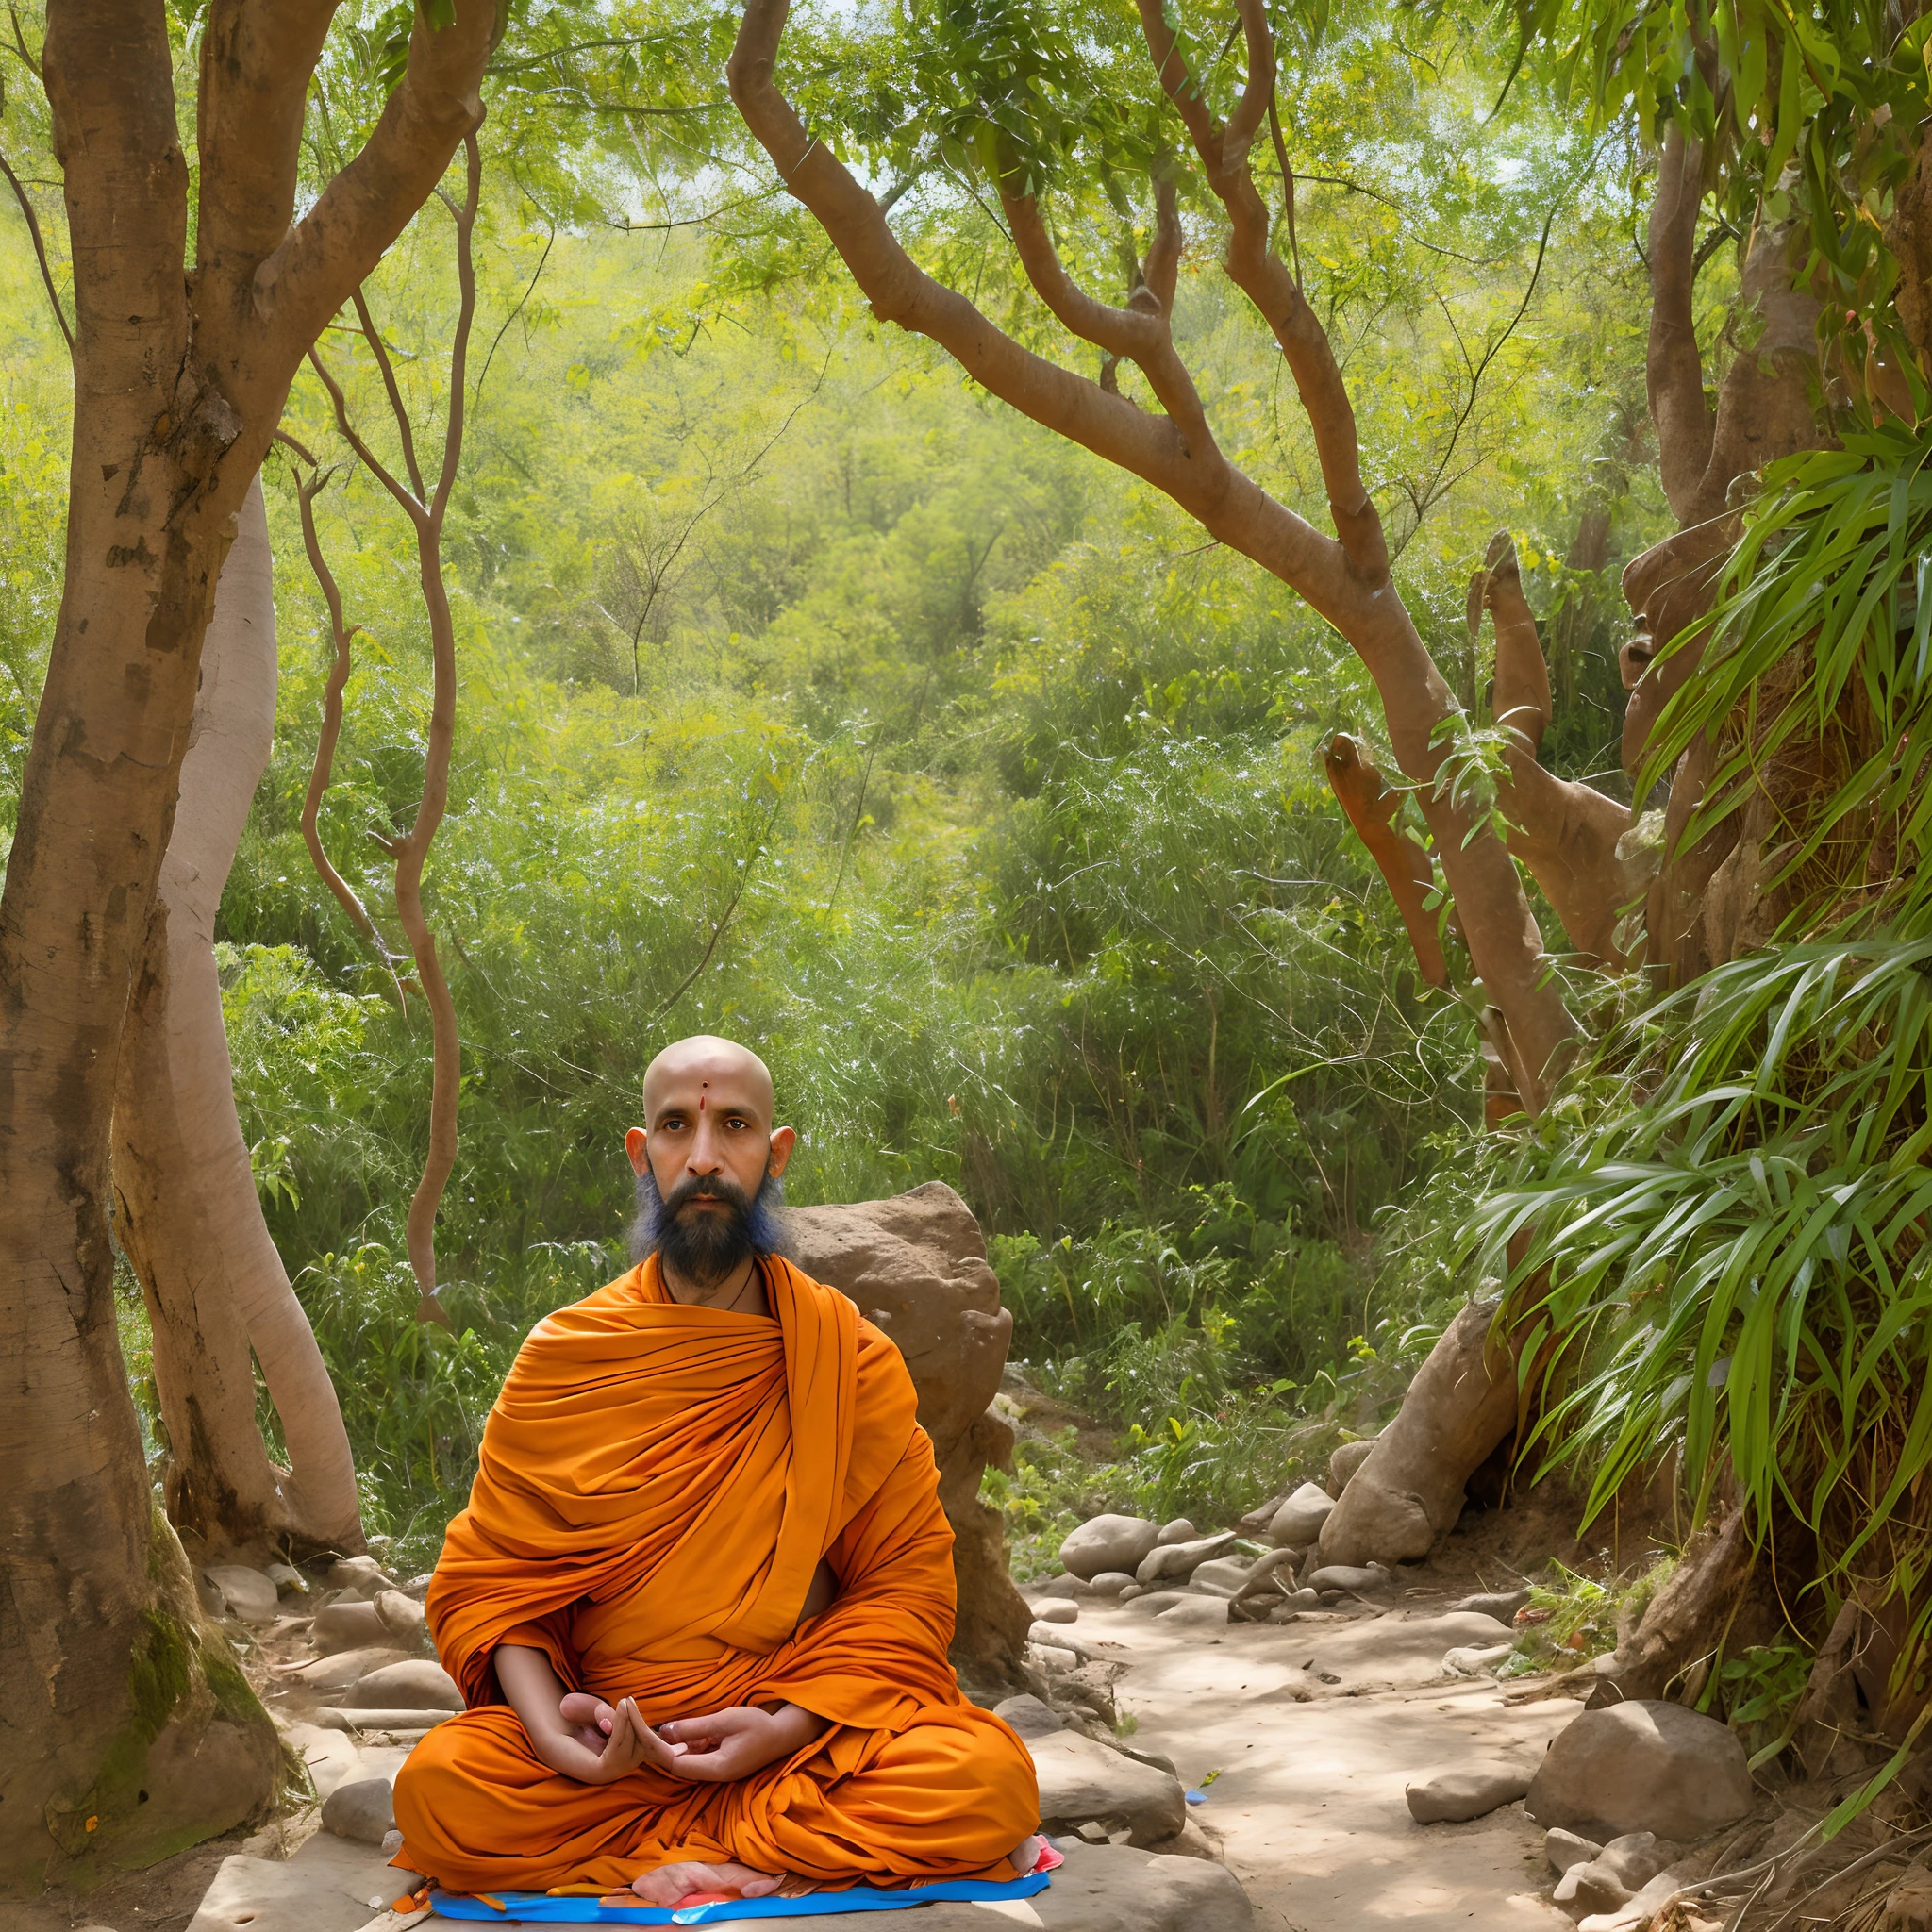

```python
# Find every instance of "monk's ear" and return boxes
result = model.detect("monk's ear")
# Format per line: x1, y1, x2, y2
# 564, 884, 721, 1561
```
767, 1125, 797, 1176
625, 1125, 650, 1176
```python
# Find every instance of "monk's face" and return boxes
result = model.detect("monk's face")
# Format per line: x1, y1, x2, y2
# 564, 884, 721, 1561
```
625, 1038, 796, 1281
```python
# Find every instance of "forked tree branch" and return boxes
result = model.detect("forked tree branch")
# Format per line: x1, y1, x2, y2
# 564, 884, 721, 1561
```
352, 290, 427, 503
1138, 0, 1387, 585
724, 0, 1580, 1106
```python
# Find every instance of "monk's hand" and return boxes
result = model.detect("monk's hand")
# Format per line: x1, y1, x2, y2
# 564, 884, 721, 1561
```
538, 1693, 681, 1785
558, 1690, 619, 1750
658, 1703, 828, 1782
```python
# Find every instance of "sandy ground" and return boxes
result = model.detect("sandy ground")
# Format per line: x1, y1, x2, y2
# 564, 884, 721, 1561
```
6, 1571, 1599, 1932
1072, 1597, 1583, 1932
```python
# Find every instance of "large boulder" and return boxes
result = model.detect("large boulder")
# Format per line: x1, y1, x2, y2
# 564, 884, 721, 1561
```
1526, 1701, 1754, 1842
1061, 1515, 1160, 1579
1318, 1298, 1521, 1566
342, 1660, 463, 1710
786, 1182, 1030, 1689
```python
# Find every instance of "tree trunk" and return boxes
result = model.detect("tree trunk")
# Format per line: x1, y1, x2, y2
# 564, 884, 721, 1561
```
1, 0, 490, 1884
112, 474, 363, 1559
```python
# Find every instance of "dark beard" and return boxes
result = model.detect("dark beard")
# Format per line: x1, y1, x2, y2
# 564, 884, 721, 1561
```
629, 1162, 791, 1284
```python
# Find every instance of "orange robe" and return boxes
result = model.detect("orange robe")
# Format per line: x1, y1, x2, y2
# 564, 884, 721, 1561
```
392, 1255, 1038, 1895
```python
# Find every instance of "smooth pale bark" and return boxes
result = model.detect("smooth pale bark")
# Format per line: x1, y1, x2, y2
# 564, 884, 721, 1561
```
113, 475, 363, 1557
0, 0, 492, 1886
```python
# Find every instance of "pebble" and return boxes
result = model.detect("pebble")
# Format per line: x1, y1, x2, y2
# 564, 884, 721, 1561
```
321, 1775, 395, 1845
1086, 1571, 1138, 1597
1033, 1598, 1080, 1624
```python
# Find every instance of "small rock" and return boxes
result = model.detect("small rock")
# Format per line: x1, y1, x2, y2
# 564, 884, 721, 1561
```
1060, 1515, 1161, 1580
279, 1645, 410, 1695
1120, 1742, 1179, 1778
1526, 1700, 1753, 1841
1087, 1572, 1138, 1597
1123, 1590, 1187, 1617
327, 1554, 400, 1596
312, 1599, 389, 1654
993, 1694, 1064, 1740
1545, 1827, 1603, 1875
344, 1660, 463, 1711
1405, 1761, 1532, 1824
202, 1564, 280, 1626
320, 1775, 395, 1845
1449, 1588, 1531, 1622
194, 1574, 227, 1620
1028, 1727, 1188, 1847
401, 1573, 435, 1601
1034, 1598, 1080, 1624
1237, 1495, 1287, 1536
1267, 1591, 1321, 1621
373, 1590, 427, 1644
1136, 1533, 1238, 1586
1556, 1860, 1632, 1915
1305, 1563, 1391, 1594
1028, 1623, 1102, 1661
1155, 1519, 1200, 1547
1328, 1438, 1377, 1493
1593, 1833, 1680, 1890
1442, 1641, 1514, 1676
1268, 1482, 1337, 1549
1189, 1558, 1253, 1598
263, 1561, 308, 1595
1117, 1584, 1146, 1602
1155, 1596, 1229, 1629
1575, 1868, 1684, 1932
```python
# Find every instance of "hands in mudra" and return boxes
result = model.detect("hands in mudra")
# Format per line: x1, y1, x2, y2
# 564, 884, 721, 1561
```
550, 1688, 825, 1785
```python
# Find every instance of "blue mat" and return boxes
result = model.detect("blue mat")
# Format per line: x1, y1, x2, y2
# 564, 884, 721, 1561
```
429, 1870, 1052, 1924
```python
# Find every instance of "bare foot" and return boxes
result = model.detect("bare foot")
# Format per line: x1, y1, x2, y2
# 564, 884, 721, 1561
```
625, 1859, 787, 1906
1009, 1833, 1045, 1876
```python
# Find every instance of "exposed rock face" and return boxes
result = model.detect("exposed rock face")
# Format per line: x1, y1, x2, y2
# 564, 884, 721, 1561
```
1526, 1701, 1753, 1842
785, 1182, 1030, 1689
1318, 1299, 1522, 1566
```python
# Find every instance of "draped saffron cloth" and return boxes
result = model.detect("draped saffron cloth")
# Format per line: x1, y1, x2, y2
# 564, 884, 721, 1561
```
391, 1255, 1038, 1895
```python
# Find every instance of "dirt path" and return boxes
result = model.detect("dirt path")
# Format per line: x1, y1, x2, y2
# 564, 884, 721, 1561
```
1073, 1598, 1581, 1930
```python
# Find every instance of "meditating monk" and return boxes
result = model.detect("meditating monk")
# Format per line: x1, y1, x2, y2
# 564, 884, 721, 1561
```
391, 1034, 1041, 1905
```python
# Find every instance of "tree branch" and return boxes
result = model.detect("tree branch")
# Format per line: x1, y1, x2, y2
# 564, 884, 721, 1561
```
1647, 125, 1716, 523
352, 290, 426, 503
0, 145, 72, 349
1136, 0, 1388, 582
251, 0, 496, 374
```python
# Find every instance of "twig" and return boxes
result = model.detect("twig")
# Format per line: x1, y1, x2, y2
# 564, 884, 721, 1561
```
0, 145, 71, 349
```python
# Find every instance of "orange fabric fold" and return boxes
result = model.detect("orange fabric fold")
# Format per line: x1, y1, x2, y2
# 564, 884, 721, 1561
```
395, 1255, 1037, 1893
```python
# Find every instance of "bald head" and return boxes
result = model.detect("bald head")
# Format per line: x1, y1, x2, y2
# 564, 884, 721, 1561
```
642, 1034, 775, 1125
